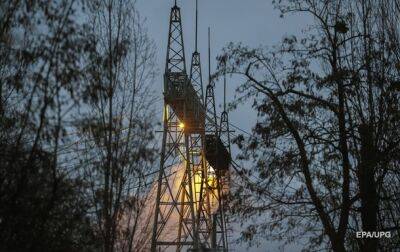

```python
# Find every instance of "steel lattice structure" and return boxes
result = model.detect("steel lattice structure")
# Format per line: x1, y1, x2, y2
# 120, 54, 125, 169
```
218, 64, 232, 247
151, 1, 230, 251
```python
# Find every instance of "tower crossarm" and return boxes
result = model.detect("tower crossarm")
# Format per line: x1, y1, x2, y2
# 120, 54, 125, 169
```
164, 72, 206, 133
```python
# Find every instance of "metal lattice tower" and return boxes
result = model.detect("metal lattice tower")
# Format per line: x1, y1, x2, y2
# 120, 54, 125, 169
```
218, 62, 232, 248
151, 3, 199, 251
189, 0, 204, 101
203, 28, 229, 251
189, 1, 215, 250
151, 2, 228, 251
205, 28, 218, 135
219, 61, 231, 154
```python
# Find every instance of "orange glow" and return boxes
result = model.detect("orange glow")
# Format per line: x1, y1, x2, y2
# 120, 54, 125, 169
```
179, 122, 185, 129
207, 166, 217, 189
193, 165, 219, 214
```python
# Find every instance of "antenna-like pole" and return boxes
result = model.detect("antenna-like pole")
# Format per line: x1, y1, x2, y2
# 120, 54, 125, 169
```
195, 0, 198, 51
208, 27, 211, 85
174, 0, 177, 6
224, 62, 226, 111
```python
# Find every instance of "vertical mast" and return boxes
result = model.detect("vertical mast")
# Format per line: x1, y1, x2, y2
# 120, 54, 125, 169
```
224, 63, 226, 112
208, 27, 211, 86
195, 0, 198, 51
205, 28, 217, 133
189, 0, 204, 100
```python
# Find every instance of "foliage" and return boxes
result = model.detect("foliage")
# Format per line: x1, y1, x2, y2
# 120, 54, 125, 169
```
0, 0, 157, 251
220, 0, 400, 251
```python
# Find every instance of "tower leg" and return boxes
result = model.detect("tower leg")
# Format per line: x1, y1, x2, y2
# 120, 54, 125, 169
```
151, 106, 169, 252
151, 106, 200, 251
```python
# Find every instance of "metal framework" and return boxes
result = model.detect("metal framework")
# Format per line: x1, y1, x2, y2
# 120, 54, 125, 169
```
151, 2, 229, 251
204, 28, 229, 251
189, 0, 204, 102
218, 63, 232, 247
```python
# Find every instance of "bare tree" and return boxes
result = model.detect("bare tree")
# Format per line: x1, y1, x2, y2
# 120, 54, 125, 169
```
219, 0, 400, 251
0, 0, 99, 250
77, 1, 158, 251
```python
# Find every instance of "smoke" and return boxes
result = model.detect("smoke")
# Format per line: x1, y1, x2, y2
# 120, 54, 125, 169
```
119, 163, 222, 251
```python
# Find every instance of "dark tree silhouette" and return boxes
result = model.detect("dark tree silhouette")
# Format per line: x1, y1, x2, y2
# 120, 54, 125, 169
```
0, 0, 157, 251
0, 0, 99, 250
79, 1, 158, 251
219, 0, 400, 251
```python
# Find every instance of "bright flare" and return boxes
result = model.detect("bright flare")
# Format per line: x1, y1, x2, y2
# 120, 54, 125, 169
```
179, 122, 185, 129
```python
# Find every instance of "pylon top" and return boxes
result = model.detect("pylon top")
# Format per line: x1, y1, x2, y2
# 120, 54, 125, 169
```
223, 63, 227, 112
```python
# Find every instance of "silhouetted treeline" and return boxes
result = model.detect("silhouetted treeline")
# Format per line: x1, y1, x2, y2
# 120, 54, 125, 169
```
220, 0, 400, 251
0, 1, 157, 251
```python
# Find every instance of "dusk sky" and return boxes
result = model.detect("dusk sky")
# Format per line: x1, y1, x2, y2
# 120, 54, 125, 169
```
137, 0, 311, 133
2, 1, 397, 251
137, 0, 311, 251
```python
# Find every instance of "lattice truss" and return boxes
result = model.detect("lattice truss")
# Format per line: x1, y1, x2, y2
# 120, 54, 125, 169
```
151, 2, 229, 252
190, 52, 204, 102
166, 6, 186, 73
151, 105, 198, 250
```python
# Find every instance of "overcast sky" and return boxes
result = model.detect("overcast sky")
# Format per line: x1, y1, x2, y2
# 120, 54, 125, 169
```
137, 0, 311, 251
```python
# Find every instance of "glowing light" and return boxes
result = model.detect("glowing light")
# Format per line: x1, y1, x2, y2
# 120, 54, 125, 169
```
179, 122, 185, 129
193, 167, 217, 192
192, 165, 219, 214
207, 166, 217, 189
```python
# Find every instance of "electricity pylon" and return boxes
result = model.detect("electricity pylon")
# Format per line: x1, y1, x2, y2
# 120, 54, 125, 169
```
203, 28, 229, 251
218, 61, 232, 250
188, 0, 215, 249
151, 1, 229, 251
189, 0, 204, 102
151, 3, 200, 251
